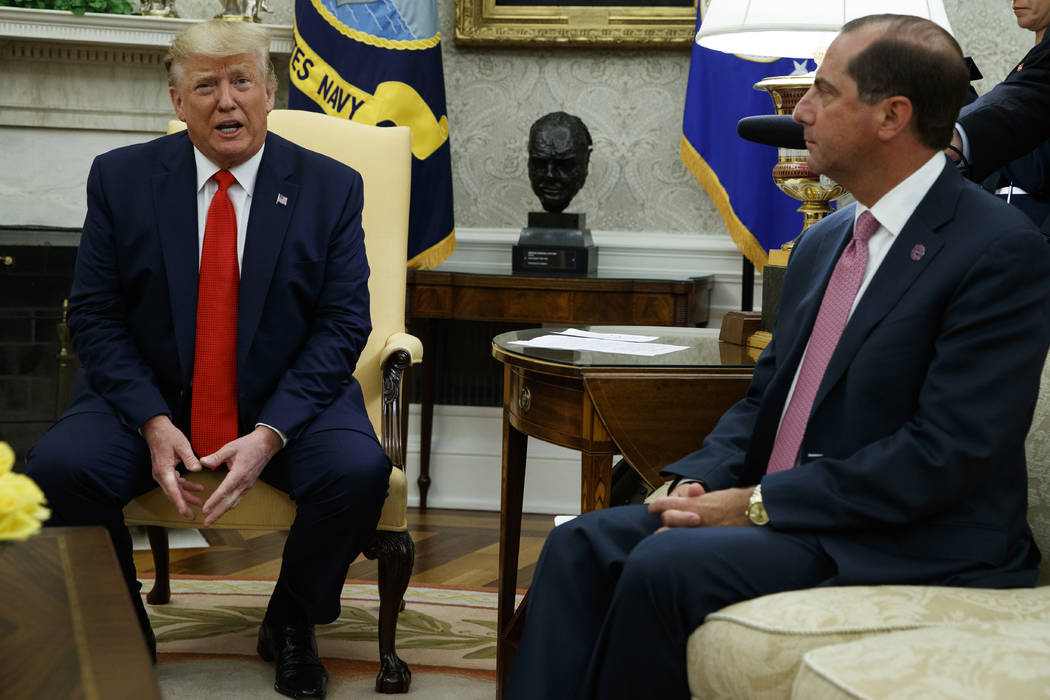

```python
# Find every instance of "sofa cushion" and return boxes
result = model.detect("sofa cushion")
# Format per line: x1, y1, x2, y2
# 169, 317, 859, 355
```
687, 585, 1050, 700
791, 620, 1050, 699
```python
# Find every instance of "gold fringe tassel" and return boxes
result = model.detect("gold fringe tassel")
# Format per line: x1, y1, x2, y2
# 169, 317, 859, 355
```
680, 135, 769, 272
407, 229, 457, 270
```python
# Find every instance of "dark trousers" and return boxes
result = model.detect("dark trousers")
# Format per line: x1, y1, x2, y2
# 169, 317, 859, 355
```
26, 409, 391, 631
505, 505, 836, 700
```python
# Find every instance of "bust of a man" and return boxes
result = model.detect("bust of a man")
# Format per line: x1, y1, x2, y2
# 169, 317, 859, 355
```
528, 112, 592, 214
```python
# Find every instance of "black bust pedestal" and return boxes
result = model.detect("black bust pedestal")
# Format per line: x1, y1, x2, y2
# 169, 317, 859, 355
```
512, 212, 598, 275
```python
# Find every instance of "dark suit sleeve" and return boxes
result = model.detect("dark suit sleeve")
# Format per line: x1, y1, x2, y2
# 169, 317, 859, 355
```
959, 37, 1050, 181
765, 224, 1050, 532
66, 155, 171, 429
254, 170, 372, 440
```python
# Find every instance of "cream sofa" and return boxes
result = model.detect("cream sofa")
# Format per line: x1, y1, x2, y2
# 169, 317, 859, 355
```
685, 353, 1050, 699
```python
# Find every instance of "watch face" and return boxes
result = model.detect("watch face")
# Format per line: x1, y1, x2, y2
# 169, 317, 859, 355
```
748, 502, 770, 526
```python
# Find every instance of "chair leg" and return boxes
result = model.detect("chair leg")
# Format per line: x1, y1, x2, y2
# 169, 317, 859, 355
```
144, 526, 172, 605
363, 529, 414, 693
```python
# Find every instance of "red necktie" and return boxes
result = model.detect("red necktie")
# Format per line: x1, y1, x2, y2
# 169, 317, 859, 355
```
766, 211, 880, 473
191, 169, 239, 457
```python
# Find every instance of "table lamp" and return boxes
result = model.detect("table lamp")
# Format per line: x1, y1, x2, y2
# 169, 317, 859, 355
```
695, 0, 952, 347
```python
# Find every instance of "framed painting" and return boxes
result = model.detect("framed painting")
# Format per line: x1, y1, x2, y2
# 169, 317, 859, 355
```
454, 0, 699, 49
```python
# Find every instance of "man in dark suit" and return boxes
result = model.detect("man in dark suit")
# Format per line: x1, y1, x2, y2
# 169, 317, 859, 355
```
948, 1, 1050, 181
506, 14, 1050, 700
26, 19, 389, 700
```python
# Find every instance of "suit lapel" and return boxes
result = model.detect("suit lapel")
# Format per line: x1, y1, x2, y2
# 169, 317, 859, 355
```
238, 133, 298, 366
154, 133, 200, 384
813, 166, 957, 410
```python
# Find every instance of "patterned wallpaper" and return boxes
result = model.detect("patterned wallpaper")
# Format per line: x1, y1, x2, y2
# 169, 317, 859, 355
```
180, 0, 1033, 237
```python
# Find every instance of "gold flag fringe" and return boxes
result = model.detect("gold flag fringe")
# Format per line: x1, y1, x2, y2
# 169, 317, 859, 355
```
407, 229, 457, 270
680, 135, 769, 271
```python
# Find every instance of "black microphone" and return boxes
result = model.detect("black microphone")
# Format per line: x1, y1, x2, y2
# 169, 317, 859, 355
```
737, 115, 806, 150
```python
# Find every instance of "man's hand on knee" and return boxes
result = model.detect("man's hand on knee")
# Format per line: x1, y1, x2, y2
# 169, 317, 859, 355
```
200, 427, 281, 526
648, 484, 753, 531
142, 414, 204, 519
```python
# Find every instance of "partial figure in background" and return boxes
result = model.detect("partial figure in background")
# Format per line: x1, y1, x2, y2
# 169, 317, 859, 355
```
949, 1, 1050, 182
975, 0, 1050, 233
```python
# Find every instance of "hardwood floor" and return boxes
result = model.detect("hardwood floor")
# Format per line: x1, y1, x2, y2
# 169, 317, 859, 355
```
132, 508, 558, 589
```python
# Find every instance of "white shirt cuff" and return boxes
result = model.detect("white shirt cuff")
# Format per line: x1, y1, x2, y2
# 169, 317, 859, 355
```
255, 422, 288, 447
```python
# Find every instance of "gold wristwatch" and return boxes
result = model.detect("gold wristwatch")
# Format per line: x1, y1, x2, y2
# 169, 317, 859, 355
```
747, 484, 770, 526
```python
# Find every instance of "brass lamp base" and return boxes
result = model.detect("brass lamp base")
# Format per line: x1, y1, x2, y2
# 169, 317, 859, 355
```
748, 74, 848, 351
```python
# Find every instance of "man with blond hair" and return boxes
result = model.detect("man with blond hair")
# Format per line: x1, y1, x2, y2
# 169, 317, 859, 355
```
507, 14, 1050, 699
27, 19, 388, 699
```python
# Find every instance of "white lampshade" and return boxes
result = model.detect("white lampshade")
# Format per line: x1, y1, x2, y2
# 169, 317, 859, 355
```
696, 0, 954, 59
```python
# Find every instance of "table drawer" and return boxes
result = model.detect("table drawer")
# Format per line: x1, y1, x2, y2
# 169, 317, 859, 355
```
506, 367, 591, 451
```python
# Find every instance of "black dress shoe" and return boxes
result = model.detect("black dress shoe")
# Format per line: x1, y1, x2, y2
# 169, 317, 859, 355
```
257, 618, 328, 699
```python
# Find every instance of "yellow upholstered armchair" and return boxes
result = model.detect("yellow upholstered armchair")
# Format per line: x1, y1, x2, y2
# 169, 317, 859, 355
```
120, 110, 421, 693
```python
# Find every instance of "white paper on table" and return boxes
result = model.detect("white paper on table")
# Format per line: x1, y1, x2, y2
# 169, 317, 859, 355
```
554, 328, 659, 343
508, 334, 689, 356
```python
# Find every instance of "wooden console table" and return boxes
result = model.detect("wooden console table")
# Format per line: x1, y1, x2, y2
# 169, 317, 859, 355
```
490, 326, 755, 696
406, 268, 714, 508
0, 526, 161, 699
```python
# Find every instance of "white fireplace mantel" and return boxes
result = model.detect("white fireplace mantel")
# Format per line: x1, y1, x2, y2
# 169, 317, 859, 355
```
0, 7, 291, 53
0, 7, 293, 134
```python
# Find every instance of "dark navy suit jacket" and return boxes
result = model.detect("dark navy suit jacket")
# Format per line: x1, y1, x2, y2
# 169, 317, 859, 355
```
665, 161, 1050, 589
959, 30, 1050, 182
65, 130, 374, 445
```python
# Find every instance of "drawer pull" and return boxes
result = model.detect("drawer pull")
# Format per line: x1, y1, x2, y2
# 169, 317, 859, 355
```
518, 385, 532, 413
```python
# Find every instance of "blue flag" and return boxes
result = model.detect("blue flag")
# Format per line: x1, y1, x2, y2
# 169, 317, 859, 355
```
681, 8, 812, 269
289, 0, 455, 269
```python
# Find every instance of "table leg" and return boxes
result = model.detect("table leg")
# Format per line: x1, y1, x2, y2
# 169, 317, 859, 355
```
580, 451, 614, 513
418, 319, 436, 510
497, 371, 528, 699
580, 396, 614, 513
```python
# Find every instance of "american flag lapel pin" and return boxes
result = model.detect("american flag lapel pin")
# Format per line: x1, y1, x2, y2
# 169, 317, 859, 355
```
276, 193, 288, 206
910, 243, 926, 261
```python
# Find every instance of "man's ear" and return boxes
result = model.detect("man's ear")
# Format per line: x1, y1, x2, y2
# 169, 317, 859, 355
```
876, 95, 914, 143
170, 86, 185, 122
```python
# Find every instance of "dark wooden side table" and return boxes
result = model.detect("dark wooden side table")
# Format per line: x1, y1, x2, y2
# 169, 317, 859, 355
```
490, 326, 755, 696
0, 526, 161, 699
406, 267, 714, 508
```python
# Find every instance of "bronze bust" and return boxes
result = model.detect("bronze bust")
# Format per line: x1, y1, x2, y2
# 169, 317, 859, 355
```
528, 112, 592, 214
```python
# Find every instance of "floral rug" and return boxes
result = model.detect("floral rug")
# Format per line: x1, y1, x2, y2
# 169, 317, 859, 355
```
144, 578, 519, 669
144, 578, 516, 698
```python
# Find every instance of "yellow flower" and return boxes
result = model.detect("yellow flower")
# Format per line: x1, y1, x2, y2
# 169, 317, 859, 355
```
0, 441, 12, 472
0, 441, 50, 541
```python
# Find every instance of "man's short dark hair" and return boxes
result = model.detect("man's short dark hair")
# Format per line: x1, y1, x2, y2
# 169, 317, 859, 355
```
841, 14, 969, 150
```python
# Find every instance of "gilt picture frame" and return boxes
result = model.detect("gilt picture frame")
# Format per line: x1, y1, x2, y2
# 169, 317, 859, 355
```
454, 0, 699, 49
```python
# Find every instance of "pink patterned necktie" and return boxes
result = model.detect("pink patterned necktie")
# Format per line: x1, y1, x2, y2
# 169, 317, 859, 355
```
766, 211, 880, 473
